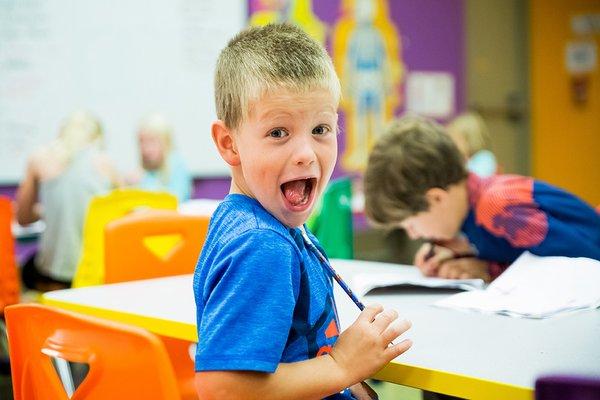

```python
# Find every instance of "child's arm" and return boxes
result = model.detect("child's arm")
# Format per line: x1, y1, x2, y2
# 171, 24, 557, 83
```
15, 157, 41, 225
195, 304, 412, 400
414, 236, 473, 276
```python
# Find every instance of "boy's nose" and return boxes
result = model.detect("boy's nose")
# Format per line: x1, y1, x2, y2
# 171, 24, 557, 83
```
293, 136, 317, 166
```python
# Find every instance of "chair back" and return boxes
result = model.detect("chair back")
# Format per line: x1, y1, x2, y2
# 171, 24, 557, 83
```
104, 210, 208, 283
536, 375, 600, 400
5, 303, 180, 400
306, 177, 354, 259
0, 196, 19, 315
72, 189, 177, 288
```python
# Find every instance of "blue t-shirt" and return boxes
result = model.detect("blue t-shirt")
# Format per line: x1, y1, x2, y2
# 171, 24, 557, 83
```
193, 194, 353, 399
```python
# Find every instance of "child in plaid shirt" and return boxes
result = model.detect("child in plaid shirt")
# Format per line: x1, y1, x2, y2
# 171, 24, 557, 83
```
364, 115, 600, 282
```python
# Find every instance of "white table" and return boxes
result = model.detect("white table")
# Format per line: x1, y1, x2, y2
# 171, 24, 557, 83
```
42, 259, 600, 400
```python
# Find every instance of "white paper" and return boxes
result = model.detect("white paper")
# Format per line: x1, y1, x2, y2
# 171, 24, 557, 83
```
352, 270, 484, 297
435, 252, 600, 319
406, 72, 455, 118
566, 41, 597, 74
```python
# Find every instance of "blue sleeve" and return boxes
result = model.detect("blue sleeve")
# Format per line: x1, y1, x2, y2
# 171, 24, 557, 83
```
195, 229, 300, 372
532, 213, 600, 260
530, 181, 600, 260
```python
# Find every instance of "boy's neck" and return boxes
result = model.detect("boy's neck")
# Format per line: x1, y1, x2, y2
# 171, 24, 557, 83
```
449, 178, 470, 228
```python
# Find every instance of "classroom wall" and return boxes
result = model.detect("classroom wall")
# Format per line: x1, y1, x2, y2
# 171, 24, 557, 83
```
465, 0, 530, 175
0, 0, 465, 201
530, 0, 600, 206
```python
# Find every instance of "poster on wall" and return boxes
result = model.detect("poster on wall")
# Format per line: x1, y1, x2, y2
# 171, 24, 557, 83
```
406, 72, 455, 119
247, 0, 464, 173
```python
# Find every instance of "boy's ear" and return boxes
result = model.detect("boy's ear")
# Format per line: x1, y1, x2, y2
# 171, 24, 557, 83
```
425, 187, 448, 206
211, 120, 240, 166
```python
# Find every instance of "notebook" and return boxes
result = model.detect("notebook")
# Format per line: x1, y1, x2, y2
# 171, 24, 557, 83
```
435, 252, 600, 319
351, 269, 485, 297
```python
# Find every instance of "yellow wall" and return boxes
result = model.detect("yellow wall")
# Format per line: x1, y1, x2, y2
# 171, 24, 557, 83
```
530, 0, 600, 206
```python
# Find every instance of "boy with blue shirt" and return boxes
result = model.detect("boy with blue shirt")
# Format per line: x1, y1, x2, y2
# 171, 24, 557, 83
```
193, 24, 412, 399
365, 116, 600, 282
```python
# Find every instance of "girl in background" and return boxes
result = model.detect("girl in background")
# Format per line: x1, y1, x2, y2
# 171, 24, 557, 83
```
447, 112, 498, 178
128, 113, 191, 201
16, 111, 121, 290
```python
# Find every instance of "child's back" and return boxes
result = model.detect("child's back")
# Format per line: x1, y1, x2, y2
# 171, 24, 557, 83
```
463, 173, 600, 264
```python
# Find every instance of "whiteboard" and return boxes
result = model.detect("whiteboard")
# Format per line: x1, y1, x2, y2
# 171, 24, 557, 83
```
0, 0, 246, 183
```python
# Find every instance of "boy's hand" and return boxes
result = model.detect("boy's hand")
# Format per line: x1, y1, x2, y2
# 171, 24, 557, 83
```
437, 258, 491, 282
414, 236, 475, 277
329, 304, 412, 385
414, 243, 454, 276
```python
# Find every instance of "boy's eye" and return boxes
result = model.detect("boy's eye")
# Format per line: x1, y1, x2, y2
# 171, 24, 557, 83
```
268, 128, 288, 139
312, 125, 330, 135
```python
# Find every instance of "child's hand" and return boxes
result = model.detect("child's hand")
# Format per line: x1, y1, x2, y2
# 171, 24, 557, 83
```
414, 243, 454, 276
329, 304, 412, 384
436, 258, 491, 282
414, 236, 475, 277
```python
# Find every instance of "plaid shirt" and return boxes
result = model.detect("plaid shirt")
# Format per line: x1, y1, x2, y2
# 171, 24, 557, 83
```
461, 173, 600, 278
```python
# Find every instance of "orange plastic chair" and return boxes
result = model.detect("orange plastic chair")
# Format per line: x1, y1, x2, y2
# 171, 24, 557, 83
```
104, 210, 209, 283
5, 303, 181, 400
72, 189, 178, 288
104, 210, 208, 400
0, 196, 19, 315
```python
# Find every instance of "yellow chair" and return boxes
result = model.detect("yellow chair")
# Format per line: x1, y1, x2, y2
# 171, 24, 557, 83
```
71, 189, 177, 288
5, 303, 181, 400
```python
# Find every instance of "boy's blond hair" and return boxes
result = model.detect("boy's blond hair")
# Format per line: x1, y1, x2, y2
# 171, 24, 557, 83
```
446, 112, 491, 157
364, 115, 467, 227
215, 23, 341, 129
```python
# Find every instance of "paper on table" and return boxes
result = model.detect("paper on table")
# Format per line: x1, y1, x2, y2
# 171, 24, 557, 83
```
351, 269, 485, 297
435, 252, 600, 319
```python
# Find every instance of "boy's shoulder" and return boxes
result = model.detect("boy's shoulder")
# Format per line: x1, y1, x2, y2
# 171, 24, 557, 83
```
466, 173, 549, 246
209, 194, 301, 251
467, 173, 535, 214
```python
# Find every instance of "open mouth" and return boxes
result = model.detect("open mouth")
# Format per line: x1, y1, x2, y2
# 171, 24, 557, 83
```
280, 177, 317, 209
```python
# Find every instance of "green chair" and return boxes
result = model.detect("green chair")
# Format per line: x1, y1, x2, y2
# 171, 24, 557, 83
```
307, 177, 353, 259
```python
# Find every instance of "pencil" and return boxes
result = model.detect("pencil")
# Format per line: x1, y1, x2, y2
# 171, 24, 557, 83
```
300, 229, 365, 311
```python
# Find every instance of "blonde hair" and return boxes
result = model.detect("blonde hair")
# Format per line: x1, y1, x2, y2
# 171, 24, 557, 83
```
364, 115, 467, 227
138, 113, 173, 152
215, 23, 341, 129
54, 110, 103, 163
446, 112, 491, 157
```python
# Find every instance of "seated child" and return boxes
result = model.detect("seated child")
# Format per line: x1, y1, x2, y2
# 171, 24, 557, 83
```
193, 24, 412, 399
128, 113, 192, 201
16, 111, 121, 290
447, 111, 497, 178
364, 115, 600, 282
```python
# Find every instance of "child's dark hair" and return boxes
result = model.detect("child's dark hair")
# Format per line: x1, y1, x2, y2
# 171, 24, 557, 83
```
364, 115, 468, 227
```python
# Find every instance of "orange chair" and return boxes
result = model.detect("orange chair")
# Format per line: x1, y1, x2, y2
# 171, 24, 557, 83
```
0, 196, 19, 316
5, 303, 181, 400
104, 210, 208, 400
104, 210, 209, 283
